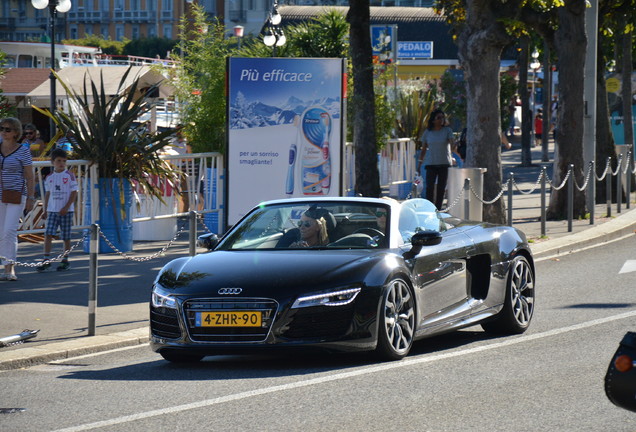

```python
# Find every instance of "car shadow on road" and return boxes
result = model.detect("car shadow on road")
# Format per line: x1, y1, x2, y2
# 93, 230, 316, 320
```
56, 328, 507, 382
562, 303, 636, 309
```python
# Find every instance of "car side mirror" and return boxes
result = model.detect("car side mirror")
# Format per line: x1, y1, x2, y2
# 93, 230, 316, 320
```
403, 230, 442, 259
197, 233, 219, 251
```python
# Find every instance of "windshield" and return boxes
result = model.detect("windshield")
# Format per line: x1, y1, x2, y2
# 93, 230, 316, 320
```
218, 202, 390, 250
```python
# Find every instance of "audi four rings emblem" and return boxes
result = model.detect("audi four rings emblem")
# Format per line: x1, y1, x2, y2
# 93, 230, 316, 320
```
218, 288, 243, 295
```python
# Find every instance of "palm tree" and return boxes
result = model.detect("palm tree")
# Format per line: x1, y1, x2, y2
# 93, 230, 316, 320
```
50, 66, 176, 199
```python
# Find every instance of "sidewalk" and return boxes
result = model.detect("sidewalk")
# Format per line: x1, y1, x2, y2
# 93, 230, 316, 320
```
1, 139, 635, 370
500, 135, 636, 258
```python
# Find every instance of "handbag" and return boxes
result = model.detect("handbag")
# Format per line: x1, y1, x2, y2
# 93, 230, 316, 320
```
1, 189, 22, 204
0, 163, 23, 204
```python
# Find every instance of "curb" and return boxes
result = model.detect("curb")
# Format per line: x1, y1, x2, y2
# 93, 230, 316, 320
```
530, 209, 636, 260
0, 327, 149, 371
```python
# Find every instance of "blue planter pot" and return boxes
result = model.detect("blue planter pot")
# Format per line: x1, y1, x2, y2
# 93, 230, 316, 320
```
83, 178, 133, 253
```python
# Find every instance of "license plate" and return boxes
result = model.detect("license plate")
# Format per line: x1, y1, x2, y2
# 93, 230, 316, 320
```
195, 311, 262, 327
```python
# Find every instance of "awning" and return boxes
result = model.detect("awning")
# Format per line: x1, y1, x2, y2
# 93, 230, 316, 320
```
26, 66, 176, 106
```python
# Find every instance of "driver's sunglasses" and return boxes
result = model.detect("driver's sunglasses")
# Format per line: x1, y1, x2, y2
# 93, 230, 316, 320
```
24, 131, 35, 135
298, 220, 314, 228
375, 211, 387, 218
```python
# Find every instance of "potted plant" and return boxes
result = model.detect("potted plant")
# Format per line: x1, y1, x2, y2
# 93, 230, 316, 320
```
38, 67, 177, 253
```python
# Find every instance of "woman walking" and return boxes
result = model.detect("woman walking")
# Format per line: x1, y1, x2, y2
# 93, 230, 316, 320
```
417, 109, 457, 209
0, 117, 35, 281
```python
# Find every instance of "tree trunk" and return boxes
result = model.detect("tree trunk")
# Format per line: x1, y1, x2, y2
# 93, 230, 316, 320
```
547, 0, 587, 220
620, 13, 634, 160
595, 26, 616, 203
347, 0, 380, 197
519, 37, 534, 166
541, 39, 551, 163
457, 2, 510, 223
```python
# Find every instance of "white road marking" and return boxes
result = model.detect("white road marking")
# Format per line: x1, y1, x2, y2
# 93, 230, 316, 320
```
619, 260, 636, 274
52, 309, 636, 432
49, 345, 146, 364
533, 232, 635, 263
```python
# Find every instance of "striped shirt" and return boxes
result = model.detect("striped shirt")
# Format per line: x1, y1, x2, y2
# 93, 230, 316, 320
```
0, 145, 32, 199
45, 170, 78, 212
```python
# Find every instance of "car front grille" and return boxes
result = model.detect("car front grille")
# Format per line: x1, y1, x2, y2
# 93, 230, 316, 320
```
183, 298, 278, 343
282, 304, 354, 339
150, 306, 181, 339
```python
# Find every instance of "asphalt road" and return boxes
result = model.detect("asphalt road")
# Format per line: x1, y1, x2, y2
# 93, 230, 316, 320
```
1, 236, 635, 432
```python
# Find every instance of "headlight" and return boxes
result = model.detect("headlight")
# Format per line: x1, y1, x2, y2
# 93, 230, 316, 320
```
151, 285, 177, 309
292, 287, 362, 309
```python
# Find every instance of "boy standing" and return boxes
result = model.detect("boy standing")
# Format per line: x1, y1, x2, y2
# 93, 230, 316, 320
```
37, 149, 78, 272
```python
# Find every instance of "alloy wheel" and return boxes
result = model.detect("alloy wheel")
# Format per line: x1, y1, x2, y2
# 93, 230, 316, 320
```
510, 257, 534, 327
383, 278, 415, 355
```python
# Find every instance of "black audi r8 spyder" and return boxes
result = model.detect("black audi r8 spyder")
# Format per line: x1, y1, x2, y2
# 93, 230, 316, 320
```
150, 197, 535, 362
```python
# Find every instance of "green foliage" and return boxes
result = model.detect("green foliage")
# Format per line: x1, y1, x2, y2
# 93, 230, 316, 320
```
0, 52, 15, 118
373, 70, 396, 149
499, 72, 517, 130
240, 10, 349, 58
439, 69, 516, 131
394, 80, 442, 144
286, 10, 350, 58
0, 89, 16, 119
62, 35, 128, 55
168, 4, 232, 153
440, 70, 467, 125
43, 67, 176, 200
123, 37, 179, 59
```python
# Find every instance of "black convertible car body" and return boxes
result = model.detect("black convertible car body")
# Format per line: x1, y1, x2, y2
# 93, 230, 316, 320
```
150, 198, 535, 362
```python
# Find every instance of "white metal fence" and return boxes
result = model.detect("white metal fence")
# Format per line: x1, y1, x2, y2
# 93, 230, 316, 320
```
19, 153, 225, 240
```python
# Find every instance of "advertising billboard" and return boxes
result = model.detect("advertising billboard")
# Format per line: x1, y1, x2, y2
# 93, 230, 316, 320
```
227, 57, 346, 224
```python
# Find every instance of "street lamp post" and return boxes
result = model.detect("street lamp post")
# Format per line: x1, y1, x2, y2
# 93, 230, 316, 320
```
530, 50, 541, 113
262, 1, 286, 56
31, 0, 72, 138
233, 25, 244, 50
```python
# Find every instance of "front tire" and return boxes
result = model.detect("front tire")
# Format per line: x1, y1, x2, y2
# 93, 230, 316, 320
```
376, 278, 415, 360
482, 255, 535, 334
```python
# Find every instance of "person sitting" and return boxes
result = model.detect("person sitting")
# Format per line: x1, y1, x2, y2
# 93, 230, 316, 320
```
276, 206, 331, 248
289, 207, 329, 248
20, 124, 45, 158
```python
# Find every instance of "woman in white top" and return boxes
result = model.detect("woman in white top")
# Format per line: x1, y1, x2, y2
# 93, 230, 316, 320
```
0, 117, 35, 281
417, 109, 457, 210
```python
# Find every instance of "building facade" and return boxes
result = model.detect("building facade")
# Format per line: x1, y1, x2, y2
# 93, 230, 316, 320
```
0, 0, 223, 43
1, 1, 437, 43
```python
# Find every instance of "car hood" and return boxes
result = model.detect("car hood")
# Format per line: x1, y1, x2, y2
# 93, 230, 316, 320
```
156, 250, 390, 296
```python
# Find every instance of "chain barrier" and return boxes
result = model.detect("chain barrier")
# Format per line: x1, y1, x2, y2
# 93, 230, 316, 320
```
511, 171, 544, 195
1, 237, 85, 268
545, 167, 572, 191
440, 186, 465, 212
442, 151, 634, 220
197, 213, 212, 234
623, 151, 633, 175
611, 154, 624, 177
97, 223, 189, 262
595, 158, 612, 181
574, 162, 594, 192
470, 179, 508, 204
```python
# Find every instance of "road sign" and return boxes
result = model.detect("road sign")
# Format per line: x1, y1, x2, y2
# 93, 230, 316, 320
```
397, 41, 433, 59
371, 25, 395, 61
